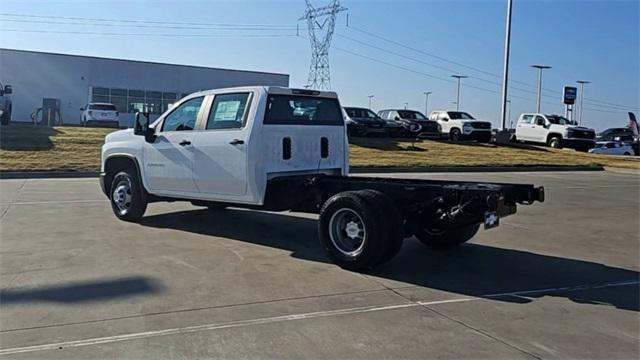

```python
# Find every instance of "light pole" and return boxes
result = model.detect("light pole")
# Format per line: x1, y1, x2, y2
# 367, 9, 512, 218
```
423, 91, 432, 116
367, 95, 375, 109
531, 65, 551, 113
403, 102, 409, 110
576, 80, 590, 125
499, 0, 513, 131
451, 75, 467, 111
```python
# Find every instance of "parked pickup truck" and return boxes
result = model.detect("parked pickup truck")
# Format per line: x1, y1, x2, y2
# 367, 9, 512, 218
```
515, 113, 595, 151
0, 82, 13, 125
429, 110, 492, 142
100, 87, 544, 270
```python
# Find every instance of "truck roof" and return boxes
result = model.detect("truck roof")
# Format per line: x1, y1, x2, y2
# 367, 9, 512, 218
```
187, 86, 338, 99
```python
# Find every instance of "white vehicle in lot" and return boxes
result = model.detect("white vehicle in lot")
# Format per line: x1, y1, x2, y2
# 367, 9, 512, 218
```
429, 111, 492, 142
515, 113, 596, 151
588, 141, 634, 156
81, 102, 120, 128
100, 86, 544, 270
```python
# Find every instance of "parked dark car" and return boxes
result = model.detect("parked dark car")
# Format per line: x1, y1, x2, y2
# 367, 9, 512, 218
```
597, 127, 635, 142
378, 109, 441, 138
343, 107, 389, 137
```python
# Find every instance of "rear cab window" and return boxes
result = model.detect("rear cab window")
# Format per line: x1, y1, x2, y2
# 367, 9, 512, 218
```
264, 95, 343, 126
206, 93, 251, 130
89, 104, 117, 111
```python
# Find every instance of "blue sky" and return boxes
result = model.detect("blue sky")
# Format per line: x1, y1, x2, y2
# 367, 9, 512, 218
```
1, 0, 638, 130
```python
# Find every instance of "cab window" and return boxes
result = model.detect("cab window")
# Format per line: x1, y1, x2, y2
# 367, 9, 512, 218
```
206, 93, 251, 130
161, 96, 204, 132
520, 115, 533, 124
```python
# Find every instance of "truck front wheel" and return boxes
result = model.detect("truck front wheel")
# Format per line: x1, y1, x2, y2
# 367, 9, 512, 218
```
547, 136, 562, 149
318, 190, 402, 271
413, 224, 480, 249
109, 170, 147, 222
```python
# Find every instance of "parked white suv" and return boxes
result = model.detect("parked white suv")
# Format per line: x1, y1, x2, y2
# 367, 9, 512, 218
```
81, 102, 119, 128
429, 111, 492, 142
99, 86, 544, 270
515, 113, 595, 151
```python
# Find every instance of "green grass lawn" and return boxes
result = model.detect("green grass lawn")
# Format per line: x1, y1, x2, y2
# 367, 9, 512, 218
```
1, 124, 638, 172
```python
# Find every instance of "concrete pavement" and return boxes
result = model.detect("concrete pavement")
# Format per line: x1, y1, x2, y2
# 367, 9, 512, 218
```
0, 171, 638, 359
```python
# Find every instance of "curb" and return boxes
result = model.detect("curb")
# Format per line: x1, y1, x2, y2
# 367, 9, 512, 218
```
0, 171, 99, 179
349, 165, 604, 173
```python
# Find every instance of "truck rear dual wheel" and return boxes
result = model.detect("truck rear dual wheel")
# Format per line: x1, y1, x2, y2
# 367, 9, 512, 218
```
413, 224, 480, 249
318, 190, 403, 271
109, 170, 147, 222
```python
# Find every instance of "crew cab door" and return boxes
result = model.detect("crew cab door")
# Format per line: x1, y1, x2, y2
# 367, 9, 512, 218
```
143, 96, 204, 194
191, 92, 252, 196
516, 115, 534, 141
530, 116, 549, 143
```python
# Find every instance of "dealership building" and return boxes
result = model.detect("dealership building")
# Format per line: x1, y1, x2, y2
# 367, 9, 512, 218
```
0, 48, 289, 127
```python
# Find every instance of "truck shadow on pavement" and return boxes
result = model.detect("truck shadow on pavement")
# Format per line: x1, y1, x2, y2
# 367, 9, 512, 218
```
0, 276, 162, 305
140, 208, 639, 312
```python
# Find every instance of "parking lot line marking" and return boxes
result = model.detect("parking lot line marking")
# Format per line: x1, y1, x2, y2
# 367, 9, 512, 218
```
0, 302, 419, 355
8, 199, 106, 205
1, 279, 638, 355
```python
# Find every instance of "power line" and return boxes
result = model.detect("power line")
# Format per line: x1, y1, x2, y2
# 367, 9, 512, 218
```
0, 18, 297, 31
345, 24, 639, 111
0, 12, 294, 28
0, 28, 297, 38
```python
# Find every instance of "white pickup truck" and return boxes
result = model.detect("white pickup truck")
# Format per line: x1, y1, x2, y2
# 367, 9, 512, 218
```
429, 110, 492, 142
100, 86, 544, 270
515, 113, 596, 151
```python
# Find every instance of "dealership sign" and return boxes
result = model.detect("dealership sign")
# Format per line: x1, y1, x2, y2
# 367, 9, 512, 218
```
563, 86, 578, 105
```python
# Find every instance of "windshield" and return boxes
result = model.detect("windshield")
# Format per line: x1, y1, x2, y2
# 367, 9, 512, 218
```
89, 104, 117, 111
345, 108, 379, 119
546, 115, 575, 125
264, 95, 343, 126
398, 110, 427, 120
447, 111, 475, 120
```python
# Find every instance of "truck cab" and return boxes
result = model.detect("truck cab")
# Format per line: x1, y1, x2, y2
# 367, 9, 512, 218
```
429, 110, 492, 142
0, 82, 13, 125
515, 113, 595, 151
101, 87, 348, 206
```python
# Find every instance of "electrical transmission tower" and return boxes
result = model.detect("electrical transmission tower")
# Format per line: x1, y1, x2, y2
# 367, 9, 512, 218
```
299, 0, 347, 90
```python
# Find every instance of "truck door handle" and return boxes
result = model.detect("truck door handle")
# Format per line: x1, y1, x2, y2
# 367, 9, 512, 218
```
179, 140, 191, 146
229, 139, 244, 145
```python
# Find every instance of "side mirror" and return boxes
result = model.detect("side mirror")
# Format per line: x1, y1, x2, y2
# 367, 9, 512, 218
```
442, 117, 449, 121
394, 116, 400, 121
134, 111, 156, 143
80, 108, 85, 111
3, 85, 12, 94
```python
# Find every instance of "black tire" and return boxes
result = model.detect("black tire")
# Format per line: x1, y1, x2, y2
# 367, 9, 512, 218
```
413, 224, 480, 249
450, 128, 461, 142
318, 190, 400, 271
358, 190, 404, 265
623, 152, 631, 156
109, 169, 147, 222
548, 136, 562, 149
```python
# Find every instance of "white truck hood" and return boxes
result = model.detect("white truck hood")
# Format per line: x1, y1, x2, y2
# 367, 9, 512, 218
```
105, 128, 134, 143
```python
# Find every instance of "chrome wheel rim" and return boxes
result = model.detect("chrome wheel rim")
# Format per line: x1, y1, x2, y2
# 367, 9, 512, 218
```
112, 177, 133, 215
329, 208, 366, 257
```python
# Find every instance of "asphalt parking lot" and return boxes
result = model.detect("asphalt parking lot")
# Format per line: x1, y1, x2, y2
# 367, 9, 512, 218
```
0, 170, 638, 359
